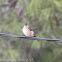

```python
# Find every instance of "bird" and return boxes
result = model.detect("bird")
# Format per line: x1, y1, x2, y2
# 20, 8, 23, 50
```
22, 23, 36, 37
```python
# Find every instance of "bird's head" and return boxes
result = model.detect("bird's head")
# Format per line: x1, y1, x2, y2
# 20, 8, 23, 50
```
24, 23, 29, 28
24, 23, 28, 26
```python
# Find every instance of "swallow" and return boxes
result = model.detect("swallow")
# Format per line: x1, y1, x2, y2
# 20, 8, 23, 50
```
22, 23, 36, 37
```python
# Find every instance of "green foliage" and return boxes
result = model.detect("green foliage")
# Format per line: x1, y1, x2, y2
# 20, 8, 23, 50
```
0, 0, 62, 62
4, 49, 19, 58
32, 41, 40, 49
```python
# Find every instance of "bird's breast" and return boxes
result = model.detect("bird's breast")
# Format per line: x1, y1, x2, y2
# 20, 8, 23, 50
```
22, 26, 32, 36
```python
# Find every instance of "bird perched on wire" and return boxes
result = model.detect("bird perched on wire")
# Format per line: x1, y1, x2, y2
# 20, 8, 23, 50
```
22, 23, 36, 37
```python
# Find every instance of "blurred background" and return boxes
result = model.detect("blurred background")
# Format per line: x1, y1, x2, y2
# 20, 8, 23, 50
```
0, 0, 62, 62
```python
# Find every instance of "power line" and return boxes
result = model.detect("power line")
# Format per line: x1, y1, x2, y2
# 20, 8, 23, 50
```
0, 33, 62, 42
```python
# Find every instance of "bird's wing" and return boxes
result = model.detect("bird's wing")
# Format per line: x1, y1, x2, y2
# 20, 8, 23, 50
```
28, 27, 32, 31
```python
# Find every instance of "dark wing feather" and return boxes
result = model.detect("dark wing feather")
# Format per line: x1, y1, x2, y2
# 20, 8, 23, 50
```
28, 27, 32, 31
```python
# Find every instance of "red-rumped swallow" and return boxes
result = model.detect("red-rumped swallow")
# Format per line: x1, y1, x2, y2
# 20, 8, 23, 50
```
22, 23, 36, 37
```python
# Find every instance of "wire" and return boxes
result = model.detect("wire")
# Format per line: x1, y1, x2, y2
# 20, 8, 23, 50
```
0, 33, 62, 42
